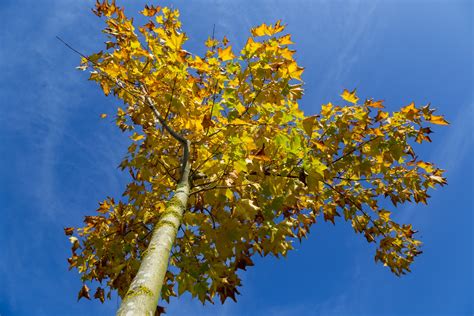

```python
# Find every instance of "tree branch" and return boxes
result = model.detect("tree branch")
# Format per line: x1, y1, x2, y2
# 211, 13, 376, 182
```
57, 36, 191, 182
330, 136, 380, 166
322, 181, 386, 237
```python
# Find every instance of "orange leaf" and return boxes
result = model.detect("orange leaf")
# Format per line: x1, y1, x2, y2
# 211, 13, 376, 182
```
428, 115, 449, 125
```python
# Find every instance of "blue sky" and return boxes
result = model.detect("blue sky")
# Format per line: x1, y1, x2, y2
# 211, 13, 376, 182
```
0, 0, 472, 315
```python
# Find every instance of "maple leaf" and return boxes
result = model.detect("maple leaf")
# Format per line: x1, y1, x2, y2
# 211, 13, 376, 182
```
63, 3, 448, 315
222, 36, 229, 46
94, 287, 105, 303
365, 99, 384, 108
217, 46, 236, 61
401, 102, 419, 121
340, 88, 359, 104
64, 227, 74, 236
302, 116, 317, 136
77, 284, 91, 301
278, 34, 294, 45
251, 23, 268, 37
378, 210, 391, 222
428, 114, 449, 125
201, 114, 214, 129
286, 62, 304, 81
142, 4, 161, 16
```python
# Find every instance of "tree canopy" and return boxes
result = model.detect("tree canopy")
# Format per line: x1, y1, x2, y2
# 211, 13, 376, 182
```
65, 1, 448, 311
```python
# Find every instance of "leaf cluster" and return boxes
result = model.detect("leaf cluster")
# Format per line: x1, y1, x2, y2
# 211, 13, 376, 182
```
67, 1, 448, 305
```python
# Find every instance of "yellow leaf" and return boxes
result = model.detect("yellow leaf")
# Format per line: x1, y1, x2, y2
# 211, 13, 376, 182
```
241, 135, 257, 151
314, 140, 326, 150
379, 210, 391, 222
401, 102, 419, 120
244, 37, 261, 56
302, 116, 316, 136
340, 89, 359, 104
251, 21, 285, 37
218, 46, 236, 61
250, 154, 271, 161
373, 128, 384, 136
205, 37, 218, 48
117, 107, 125, 117
251, 24, 268, 37
234, 199, 260, 220
100, 80, 110, 96
273, 20, 285, 34
143, 211, 155, 224
428, 115, 449, 125
100, 113, 107, 119
279, 34, 294, 45
131, 133, 144, 141
279, 47, 295, 60
168, 32, 185, 50
417, 161, 434, 173
130, 40, 141, 49
287, 62, 303, 81
230, 118, 248, 125
401, 102, 417, 113
235, 103, 246, 114
321, 102, 333, 116
375, 110, 389, 122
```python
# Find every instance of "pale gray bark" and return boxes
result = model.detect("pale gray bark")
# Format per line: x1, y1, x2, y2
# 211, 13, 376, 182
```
116, 86, 192, 315
116, 158, 191, 316
56, 38, 193, 315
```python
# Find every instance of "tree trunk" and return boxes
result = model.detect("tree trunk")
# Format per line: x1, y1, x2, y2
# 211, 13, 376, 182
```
116, 160, 191, 316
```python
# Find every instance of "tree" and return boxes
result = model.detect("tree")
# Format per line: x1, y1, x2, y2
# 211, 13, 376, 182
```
64, 2, 448, 315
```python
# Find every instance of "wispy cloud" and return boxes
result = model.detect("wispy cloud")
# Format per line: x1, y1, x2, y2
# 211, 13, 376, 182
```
0, 1, 128, 314
433, 104, 473, 174
399, 102, 473, 223
314, 1, 379, 97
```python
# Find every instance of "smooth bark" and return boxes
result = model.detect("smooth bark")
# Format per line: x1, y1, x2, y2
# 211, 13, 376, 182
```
116, 86, 191, 315
116, 158, 190, 316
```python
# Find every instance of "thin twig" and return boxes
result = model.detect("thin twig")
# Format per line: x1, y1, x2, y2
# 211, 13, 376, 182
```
203, 207, 217, 229
57, 37, 191, 182
322, 181, 386, 237
164, 74, 178, 121
330, 136, 380, 165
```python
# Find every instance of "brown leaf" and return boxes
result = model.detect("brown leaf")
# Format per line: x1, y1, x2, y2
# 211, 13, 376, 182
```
78, 284, 91, 301
155, 305, 166, 315
94, 287, 105, 303
365, 98, 384, 108
235, 255, 254, 271
251, 144, 271, 161
142, 4, 161, 17
64, 227, 74, 236
202, 114, 214, 129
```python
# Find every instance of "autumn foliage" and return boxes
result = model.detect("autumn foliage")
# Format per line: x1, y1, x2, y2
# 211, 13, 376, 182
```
65, 1, 448, 308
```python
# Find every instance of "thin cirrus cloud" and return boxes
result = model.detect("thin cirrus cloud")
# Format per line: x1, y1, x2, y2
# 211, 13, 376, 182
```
0, 0, 471, 315
0, 1, 124, 315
